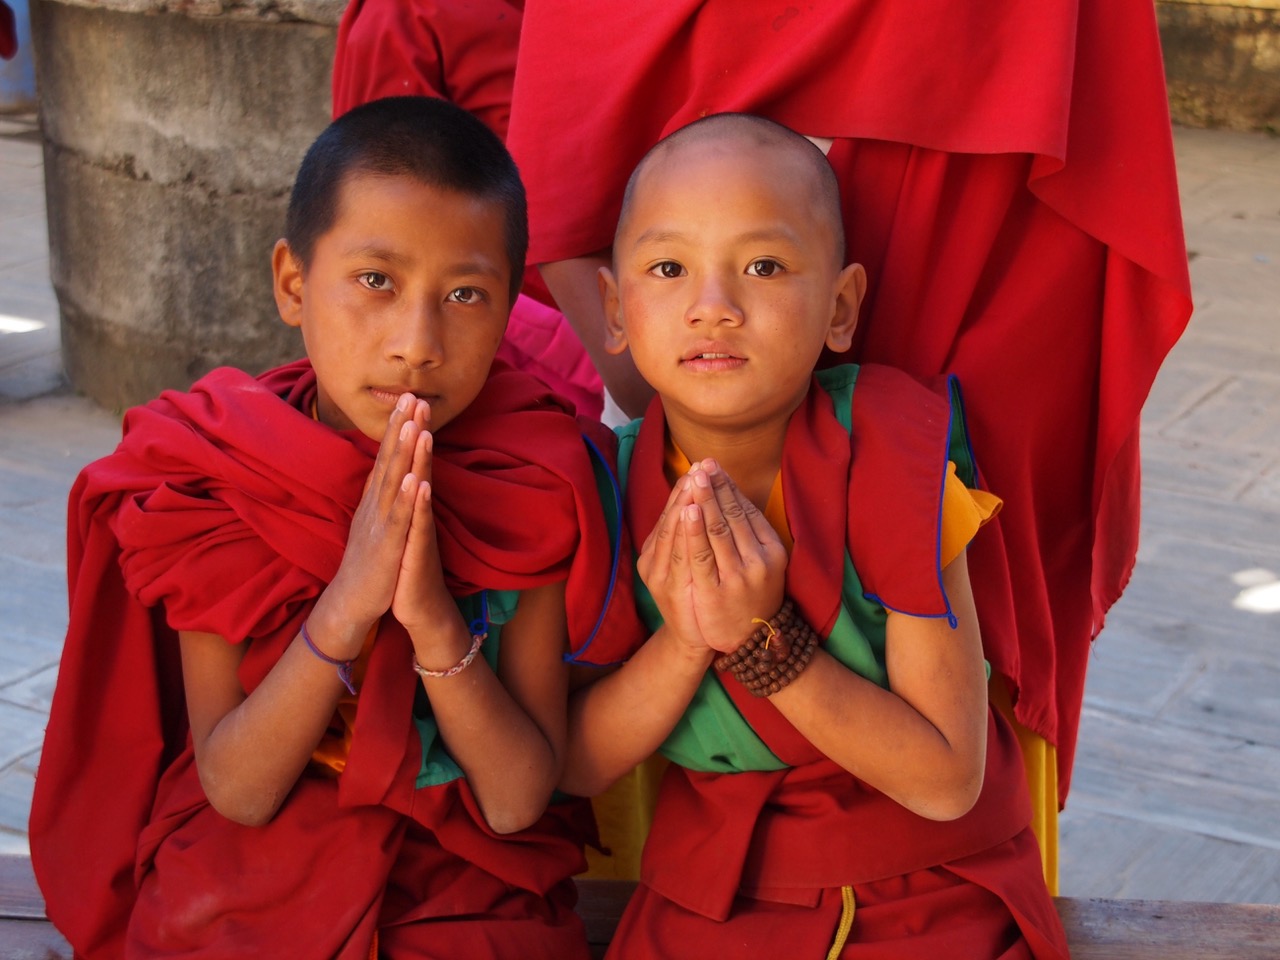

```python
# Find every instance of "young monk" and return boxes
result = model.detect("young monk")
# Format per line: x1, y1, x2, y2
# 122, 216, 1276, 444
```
29, 95, 638, 959
331, 0, 606, 421
509, 1, 1194, 888
566, 113, 1071, 958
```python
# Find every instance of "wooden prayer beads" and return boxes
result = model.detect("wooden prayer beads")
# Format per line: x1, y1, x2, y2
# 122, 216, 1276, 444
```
714, 599, 820, 697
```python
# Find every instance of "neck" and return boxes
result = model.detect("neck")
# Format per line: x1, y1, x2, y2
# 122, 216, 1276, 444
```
664, 410, 790, 511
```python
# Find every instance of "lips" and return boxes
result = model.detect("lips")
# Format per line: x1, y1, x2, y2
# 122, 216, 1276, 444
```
681, 341, 744, 363
369, 386, 436, 405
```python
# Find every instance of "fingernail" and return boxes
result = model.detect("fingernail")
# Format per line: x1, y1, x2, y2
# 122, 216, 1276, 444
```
685, 505, 699, 521
397, 393, 412, 412
402, 474, 415, 491
400, 421, 414, 441
694, 470, 710, 488
703, 458, 718, 473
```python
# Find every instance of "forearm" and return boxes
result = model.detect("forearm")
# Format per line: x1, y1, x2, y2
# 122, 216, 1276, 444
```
561, 625, 713, 797
539, 256, 654, 418
766, 649, 988, 820
414, 614, 563, 834
188, 592, 376, 825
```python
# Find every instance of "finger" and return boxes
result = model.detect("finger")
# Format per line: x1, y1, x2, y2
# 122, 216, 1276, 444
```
410, 424, 431, 491
404, 478, 434, 554
687, 465, 743, 571
710, 462, 781, 556
680, 502, 721, 588
363, 394, 419, 508
641, 476, 692, 563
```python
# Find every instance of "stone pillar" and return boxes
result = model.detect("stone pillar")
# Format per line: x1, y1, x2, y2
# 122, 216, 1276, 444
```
31, 0, 342, 410
1157, 0, 1280, 131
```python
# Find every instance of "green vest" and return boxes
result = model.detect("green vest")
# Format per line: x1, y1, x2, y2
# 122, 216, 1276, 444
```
615, 365, 977, 774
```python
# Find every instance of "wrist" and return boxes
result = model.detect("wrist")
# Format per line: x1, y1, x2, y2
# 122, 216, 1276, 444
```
306, 592, 377, 662
714, 599, 820, 697
654, 624, 716, 672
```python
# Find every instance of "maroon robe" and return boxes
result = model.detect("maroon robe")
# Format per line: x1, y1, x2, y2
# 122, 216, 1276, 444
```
507, 0, 1193, 800
30, 359, 639, 958
606, 369, 1069, 958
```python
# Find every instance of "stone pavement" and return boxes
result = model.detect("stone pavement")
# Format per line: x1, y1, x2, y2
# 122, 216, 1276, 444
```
1, 111, 1278, 901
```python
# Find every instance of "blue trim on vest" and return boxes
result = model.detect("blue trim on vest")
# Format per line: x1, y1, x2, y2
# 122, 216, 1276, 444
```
563, 431, 626, 666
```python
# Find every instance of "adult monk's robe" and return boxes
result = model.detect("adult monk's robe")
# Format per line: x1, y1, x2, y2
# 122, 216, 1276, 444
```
607, 366, 1069, 959
507, 0, 1193, 832
29, 359, 640, 959
332, 0, 605, 421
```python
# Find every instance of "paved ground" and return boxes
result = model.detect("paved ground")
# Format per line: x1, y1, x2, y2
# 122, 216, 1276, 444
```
1, 111, 1277, 902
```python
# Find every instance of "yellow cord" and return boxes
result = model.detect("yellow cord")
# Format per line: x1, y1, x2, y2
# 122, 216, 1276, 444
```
825, 885, 856, 959
750, 616, 777, 650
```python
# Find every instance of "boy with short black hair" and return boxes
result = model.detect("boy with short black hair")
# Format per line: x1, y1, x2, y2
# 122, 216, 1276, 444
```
564, 113, 1070, 958
31, 95, 637, 959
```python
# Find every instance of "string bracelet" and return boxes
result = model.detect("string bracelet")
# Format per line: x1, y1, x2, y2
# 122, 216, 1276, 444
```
300, 620, 357, 695
713, 599, 820, 697
413, 629, 485, 679
412, 593, 489, 679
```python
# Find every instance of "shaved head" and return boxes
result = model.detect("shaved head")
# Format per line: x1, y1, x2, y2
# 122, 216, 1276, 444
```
615, 113, 846, 266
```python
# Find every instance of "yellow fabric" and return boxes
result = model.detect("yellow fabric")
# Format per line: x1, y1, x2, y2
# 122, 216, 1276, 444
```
990, 673, 1060, 894
582, 755, 670, 879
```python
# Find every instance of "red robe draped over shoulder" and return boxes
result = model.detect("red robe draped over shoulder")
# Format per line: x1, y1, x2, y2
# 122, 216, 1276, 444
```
29, 359, 639, 959
507, 0, 1192, 800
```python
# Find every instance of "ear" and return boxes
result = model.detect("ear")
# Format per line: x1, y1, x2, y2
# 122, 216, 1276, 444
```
272, 239, 305, 329
598, 265, 629, 356
825, 261, 866, 354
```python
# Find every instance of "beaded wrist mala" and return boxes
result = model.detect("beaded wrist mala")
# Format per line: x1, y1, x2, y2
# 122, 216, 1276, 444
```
714, 599, 821, 697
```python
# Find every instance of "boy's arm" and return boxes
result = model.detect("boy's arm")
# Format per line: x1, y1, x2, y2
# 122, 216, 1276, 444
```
407, 579, 574, 835
560, 464, 786, 796
540, 255, 654, 418
763, 552, 989, 821
181, 394, 431, 826
180, 610, 371, 826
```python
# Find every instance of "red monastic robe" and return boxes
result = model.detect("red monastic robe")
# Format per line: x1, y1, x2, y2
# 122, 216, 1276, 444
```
30, 359, 639, 959
506, 0, 1193, 801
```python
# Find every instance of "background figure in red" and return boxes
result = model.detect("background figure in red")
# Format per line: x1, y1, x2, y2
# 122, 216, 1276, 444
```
506, 0, 1193, 890
332, 0, 605, 421
1, 2, 18, 59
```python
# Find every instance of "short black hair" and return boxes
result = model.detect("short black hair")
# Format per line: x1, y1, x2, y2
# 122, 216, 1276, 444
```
285, 96, 528, 302
616, 113, 846, 266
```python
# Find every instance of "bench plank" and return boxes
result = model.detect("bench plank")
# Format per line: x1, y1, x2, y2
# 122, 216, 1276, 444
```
5, 856, 1280, 959
1057, 897, 1280, 960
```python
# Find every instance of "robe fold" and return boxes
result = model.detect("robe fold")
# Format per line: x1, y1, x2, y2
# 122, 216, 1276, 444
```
30, 358, 640, 958
507, 0, 1193, 799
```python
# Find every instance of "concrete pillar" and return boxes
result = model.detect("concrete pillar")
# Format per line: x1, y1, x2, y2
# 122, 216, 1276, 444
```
1157, 0, 1280, 132
31, 0, 341, 410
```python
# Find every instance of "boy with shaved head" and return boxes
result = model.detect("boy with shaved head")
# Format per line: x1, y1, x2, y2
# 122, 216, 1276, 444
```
563, 114, 1070, 959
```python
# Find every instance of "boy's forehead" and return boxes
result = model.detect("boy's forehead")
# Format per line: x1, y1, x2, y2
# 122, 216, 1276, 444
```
623, 133, 828, 236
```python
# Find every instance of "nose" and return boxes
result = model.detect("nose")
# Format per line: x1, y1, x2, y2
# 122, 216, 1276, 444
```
685, 271, 745, 327
387, 298, 444, 369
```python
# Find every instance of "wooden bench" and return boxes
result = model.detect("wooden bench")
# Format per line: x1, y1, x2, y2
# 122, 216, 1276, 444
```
4, 855, 1278, 958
